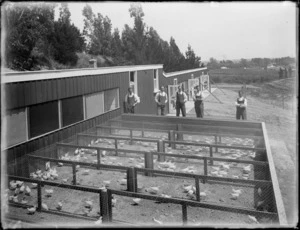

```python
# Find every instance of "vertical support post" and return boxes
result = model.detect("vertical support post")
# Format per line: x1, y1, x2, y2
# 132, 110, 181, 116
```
209, 146, 213, 165
169, 130, 175, 149
76, 134, 79, 145
25, 156, 30, 178
56, 145, 60, 160
195, 177, 200, 202
144, 152, 154, 176
100, 190, 109, 223
127, 167, 136, 192
214, 135, 218, 153
97, 149, 100, 170
219, 136, 221, 144
129, 129, 133, 145
157, 140, 165, 162
72, 163, 76, 185
37, 182, 42, 211
177, 124, 183, 141
182, 204, 188, 225
107, 189, 113, 222
204, 158, 208, 176
114, 139, 118, 156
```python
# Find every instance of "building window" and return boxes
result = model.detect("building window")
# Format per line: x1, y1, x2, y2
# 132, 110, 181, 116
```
61, 96, 84, 127
173, 78, 178, 85
129, 71, 138, 95
29, 101, 59, 138
85, 92, 104, 119
104, 88, 120, 112
153, 69, 159, 92
2, 108, 27, 147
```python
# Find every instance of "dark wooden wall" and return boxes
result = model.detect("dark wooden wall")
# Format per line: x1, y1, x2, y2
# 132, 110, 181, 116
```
4, 72, 130, 110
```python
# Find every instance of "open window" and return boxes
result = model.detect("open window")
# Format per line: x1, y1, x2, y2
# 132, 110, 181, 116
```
129, 71, 138, 95
85, 92, 104, 119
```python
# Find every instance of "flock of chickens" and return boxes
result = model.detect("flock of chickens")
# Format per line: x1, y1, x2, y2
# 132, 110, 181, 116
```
5, 133, 263, 225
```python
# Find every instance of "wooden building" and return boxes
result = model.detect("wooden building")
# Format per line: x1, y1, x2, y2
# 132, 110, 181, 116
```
1, 65, 207, 176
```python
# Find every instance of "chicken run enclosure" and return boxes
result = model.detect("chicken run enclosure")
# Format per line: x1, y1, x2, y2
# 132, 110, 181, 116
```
5, 114, 287, 226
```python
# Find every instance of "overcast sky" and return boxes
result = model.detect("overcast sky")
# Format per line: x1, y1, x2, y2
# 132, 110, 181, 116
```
56, 1, 297, 61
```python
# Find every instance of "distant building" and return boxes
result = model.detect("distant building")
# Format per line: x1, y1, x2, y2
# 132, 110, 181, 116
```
221, 66, 228, 69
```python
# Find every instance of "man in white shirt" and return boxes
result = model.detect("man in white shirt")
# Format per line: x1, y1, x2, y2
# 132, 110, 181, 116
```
176, 85, 188, 117
235, 91, 247, 120
193, 85, 204, 118
155, 86, 168, 116
124, 87, 140, 114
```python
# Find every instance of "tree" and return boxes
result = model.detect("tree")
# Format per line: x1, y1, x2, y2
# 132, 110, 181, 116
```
111, 28, 123, 57
82, 4, 95, 52
3, 2, 56, 70
128, 3, 147, 64
52, 3, 85, 66
121, 24, 135, 64
185, 44, 201, 69
207, 57, 220, 69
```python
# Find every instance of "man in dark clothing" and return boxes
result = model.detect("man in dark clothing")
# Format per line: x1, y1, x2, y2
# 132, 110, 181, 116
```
193, 85, 204, 118
235, 91, 247, 120
279, 68, 283, 79
176, 85, 188, 117
155, 86, 168, 116
284, 68, 288, 78
124, 87, 140, 114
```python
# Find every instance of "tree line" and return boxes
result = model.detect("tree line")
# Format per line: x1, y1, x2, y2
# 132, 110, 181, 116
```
3, 3, 203, 72
207, 57, 295, 70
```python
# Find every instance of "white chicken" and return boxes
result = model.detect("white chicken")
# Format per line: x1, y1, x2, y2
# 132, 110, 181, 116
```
76, 165, 80, 171
25, 186, 31, 196
231, 193, 240, 200
161, 194, 172, 198
13, 195, 19, 203
74, 148, 80, 155
10, 181, 17, 190
45, 161, 51, 171
200, 192, 207, 197
183, 185, 193, 193
146, 186, 159, 195
257, 187, 262, 197
82, 169, 90, 175
232, 188, 242, 194
94, 216, 102, 225
111, 196, 117, 207
45, 189, 53, 197
153, 217, 163, 225
248, 215, 259, 223
27, 206, 36, 214
101, 151, 107, 157
19, 184, 25, 193
132, 198, 141, 205
16, 180, 24, 187
56, 202, 63, 211
103, 180, 111, 186
21, 197, 28, 204
232, 175, 239, 179
42, 203, 49, 211
211, 171, 219, 176
31, 183, 38, 189
119, 179, 127, 185
85, 200, 93, 209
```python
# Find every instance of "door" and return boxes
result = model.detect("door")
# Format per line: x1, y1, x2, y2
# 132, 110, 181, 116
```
188, 78, 199, 100
168, 85, 178, 114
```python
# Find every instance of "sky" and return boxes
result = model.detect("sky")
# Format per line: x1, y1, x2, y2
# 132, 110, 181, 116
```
55, 1, 297, 61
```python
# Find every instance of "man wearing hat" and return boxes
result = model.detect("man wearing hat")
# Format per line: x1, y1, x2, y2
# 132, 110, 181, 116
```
175, 85, 188, 117
124, 87, 140, 114
155, 86, 168, 116
193, 85, 204, 118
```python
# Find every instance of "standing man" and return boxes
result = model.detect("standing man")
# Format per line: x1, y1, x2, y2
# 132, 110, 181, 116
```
176, 85, 188, 117
155, 86, 168, 116
235, 91, 247, 120
124, 87, 140, 114
193, 85, 204, 118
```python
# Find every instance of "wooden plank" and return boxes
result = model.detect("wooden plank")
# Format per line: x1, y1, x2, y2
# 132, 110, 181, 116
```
261, 122, 287, 225
120, 114, 262, 129
16, 83, 25, 108
35, 81, 43, 104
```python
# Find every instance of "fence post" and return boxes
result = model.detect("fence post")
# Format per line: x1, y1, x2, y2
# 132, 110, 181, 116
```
209, 146, 213, 165
107, 189, 113, 222
204, 157, 208, 176
195, 177, 200, 202
100, 190, 109, 223
127, 167, 136, 192
72, 163, 76, 185
182, 204, 188, 225
114, 139, 118, 156
169, 130, 175, 149
144, 152, 154, 177
97, 149, 100, 170
214, 135, 218, 153
37, 182, 42, 211
177, 124, 183, 141
129, 129, 133, 145
157, 140, 165, 162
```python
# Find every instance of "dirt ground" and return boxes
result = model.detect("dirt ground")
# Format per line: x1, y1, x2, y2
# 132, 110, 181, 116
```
187, 80, 298, 225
